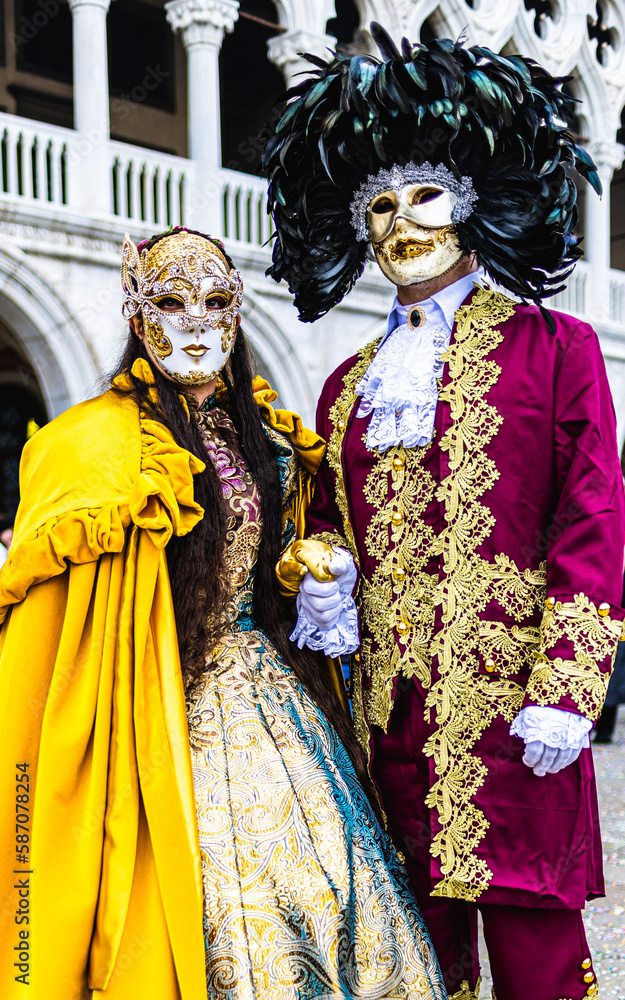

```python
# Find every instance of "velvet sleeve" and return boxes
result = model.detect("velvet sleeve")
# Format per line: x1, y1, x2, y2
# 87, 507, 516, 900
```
523, 321, 625, 720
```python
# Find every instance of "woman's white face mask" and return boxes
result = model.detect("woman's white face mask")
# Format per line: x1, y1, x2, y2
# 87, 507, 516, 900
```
142, 274, 240, 387
367, 182, 464, 286
121, 231, 244, 387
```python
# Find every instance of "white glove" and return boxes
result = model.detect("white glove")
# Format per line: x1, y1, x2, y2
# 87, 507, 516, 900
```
291, 548, 359, 656
521, 742, 583, 777
328, 548, 358, 595
510, 705, 593, 777
297, 547, 357, 631
298, 574, 342, 630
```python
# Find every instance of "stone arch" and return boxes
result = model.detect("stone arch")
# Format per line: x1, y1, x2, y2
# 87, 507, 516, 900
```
0, 244, 99, 420
271, 0, 336, 35
239, 288, 317, 421
573, 42, 622, 142
433, 0, 519, 52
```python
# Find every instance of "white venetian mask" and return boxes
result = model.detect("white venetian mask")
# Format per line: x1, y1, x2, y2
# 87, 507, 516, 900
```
367, 182, 464, 286
349, 162, 478, 288
121, 230, 244, 386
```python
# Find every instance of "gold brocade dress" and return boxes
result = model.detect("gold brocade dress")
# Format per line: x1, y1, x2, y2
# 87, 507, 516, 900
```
186, 399, 445, 1000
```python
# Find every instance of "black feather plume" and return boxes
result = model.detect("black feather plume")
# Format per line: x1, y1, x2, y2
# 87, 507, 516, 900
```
261, 27, 599, 322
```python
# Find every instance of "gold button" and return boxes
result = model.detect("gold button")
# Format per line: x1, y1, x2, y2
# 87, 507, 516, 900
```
353, 652, 361, 663
546, 596, 555, 610
371, 347, 378, 356
337, 419, 345, 431
393, 566, 406, 581
485, 658, 496, 673
391, 511, 404, 525
397, 620, 410, 635
598, 602, 610, 617
581, 959, 592, 970
392, 456, 405, 470
583, 972, 595, 984
586, 986, 598, 997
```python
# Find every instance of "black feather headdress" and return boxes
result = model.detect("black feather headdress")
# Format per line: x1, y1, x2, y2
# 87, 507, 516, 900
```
261, 23, 600, 322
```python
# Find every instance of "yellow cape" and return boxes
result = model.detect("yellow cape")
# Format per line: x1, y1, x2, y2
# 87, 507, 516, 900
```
0, 359, 325, 999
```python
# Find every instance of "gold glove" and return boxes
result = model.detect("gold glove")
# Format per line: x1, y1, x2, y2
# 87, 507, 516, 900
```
276, 539, 336, 598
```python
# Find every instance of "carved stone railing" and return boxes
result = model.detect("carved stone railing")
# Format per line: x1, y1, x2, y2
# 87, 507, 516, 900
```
0, 116, 72, 207
220, 167, 271, 247
109, 141, 191, 228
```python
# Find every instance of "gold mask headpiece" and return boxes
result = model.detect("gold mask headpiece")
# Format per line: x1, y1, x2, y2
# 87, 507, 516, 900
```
121, 230, 243, 330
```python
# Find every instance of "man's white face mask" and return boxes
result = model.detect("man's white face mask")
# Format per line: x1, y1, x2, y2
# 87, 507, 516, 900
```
121, 231, 244, 386
367, 182, 465, 286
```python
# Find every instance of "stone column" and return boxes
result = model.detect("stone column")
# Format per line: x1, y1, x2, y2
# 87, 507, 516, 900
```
268, 29, 334, 87
166, 0, 239, 231
68, 0, 113, 213
585, 139, 624, 320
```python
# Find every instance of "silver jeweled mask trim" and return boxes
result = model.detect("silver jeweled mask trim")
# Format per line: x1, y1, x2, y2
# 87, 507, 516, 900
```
349, 162, 478, 242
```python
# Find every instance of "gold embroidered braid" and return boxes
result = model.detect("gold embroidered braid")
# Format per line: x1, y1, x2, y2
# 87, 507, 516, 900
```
360, 442, 438, 729
349, 649, 371, 759
423, 288, 518, 901
308, 530, 350, 551
479, 621, 541, 675
526, 593, 622, 720
316, 340, 383, 762
448, 978, 481, 1000
323, 340, 382, 567
486, 555, 547, 619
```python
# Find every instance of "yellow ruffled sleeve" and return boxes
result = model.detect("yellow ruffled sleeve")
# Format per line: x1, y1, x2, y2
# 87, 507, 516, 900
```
251, 376, 325, 475
0, 372, 207, 1000
248, 376, 325, 539
0, 361, 205, 624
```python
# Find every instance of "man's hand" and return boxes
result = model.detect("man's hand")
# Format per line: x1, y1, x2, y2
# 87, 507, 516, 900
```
297, 547, 357, 631
510, 705, 593, 776
328, 548, 358, 594
521, 742, 583, 777
298, 574, 342, 630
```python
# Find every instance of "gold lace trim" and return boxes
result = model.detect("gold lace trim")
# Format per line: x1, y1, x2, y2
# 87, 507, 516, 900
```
308, 529, 349, 552
526, 593, 622, 720
360, 441, 438, 728
479, 620, 541, 675
448, 978, 481, 1000
324, 341, 382, 568
423, 289, 519, 901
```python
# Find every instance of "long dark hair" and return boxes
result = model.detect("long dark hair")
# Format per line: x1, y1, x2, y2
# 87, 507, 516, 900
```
111, 276, 379, 813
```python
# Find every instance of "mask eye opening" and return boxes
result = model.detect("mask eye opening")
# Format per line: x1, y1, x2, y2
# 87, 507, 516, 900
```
370, 196, 396, 215
205, 293, 232, 310
153, 294, 186, 311
411, 187, 445, 205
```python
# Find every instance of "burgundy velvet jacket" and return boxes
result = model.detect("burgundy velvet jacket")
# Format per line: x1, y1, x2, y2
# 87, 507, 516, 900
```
306, 286, 625, 908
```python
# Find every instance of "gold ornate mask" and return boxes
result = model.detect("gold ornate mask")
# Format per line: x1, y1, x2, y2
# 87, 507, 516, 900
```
367, 183, 464, 286
121, 230, 244, 386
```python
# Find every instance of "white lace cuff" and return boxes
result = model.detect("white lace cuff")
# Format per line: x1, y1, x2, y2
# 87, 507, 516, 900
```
290, 595, 360, 657
510, 705, 592, 750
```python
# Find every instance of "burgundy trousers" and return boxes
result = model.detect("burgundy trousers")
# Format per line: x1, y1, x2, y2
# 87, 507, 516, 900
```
371, 681, 598, 1000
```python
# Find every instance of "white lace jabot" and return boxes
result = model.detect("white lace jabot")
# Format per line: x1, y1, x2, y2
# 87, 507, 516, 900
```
355, 270, 484, 453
